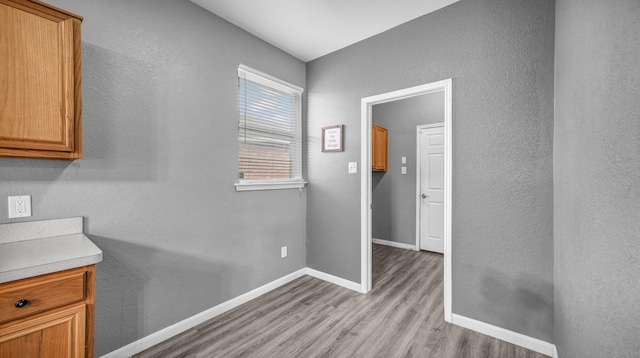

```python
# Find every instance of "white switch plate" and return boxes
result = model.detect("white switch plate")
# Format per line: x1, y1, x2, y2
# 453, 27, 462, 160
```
402, 157, 406, 164
401, 167, 407, 175
8, 195, 31, 218
348, 162, 358, 174
281, 246, 288, 258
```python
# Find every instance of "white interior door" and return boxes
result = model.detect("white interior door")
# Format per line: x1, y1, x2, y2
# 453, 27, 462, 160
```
418, 125, 444, 253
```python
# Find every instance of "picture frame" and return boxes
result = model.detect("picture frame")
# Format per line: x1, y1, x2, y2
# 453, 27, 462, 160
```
322, 125, 344, 152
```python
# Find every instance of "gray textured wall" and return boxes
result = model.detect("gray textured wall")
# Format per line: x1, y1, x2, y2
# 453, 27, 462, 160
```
306, 0, 555, 341
0, 1, 306, 355
372, 93, 444, 246
554, 0, 640, 356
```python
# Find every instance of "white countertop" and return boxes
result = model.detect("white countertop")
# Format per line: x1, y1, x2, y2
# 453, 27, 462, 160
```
0, 218, 103, 284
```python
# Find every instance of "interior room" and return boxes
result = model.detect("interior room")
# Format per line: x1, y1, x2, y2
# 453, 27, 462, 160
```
0, 0, 638, 357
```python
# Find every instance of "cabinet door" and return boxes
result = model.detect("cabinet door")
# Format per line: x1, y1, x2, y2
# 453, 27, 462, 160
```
0, 303, 86, 358
0, 0, 82, 159
372, 125, 388, 172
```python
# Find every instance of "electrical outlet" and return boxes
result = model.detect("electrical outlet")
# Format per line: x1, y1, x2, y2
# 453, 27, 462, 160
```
401, 166, 407, 175
8, 195, 31, 218
281, 246, 288, 258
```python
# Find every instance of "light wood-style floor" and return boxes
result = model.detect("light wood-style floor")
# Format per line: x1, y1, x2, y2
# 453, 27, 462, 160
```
135, 244, 549, 358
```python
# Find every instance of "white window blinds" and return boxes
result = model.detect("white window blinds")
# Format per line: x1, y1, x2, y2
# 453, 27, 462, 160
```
236, 65, 304, 190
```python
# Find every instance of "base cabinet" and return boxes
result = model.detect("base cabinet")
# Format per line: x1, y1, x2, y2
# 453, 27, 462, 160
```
0, 266, 95, 358
0, 304, 86, 358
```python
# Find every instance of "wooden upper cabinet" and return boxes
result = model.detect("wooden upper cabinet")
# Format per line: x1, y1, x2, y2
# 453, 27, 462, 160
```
0, 0, 82, 159
372, 124, 388, 172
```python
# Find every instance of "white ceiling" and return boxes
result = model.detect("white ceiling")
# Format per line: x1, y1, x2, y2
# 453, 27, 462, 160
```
190, 0, 460, 62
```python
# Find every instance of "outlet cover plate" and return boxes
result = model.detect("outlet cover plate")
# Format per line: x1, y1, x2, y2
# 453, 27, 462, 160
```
8, 195, 31, 218
348, 162, 358, 174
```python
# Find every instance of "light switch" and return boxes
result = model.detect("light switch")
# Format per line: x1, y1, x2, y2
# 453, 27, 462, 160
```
401, 157, 406, 164
348, 162, 358, 174
401, 166, 407, 175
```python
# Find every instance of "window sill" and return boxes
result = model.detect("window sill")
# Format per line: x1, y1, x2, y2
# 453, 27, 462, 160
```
235, 181, 307, 192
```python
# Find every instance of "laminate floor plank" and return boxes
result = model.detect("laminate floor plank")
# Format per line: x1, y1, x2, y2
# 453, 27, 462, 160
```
134, 245, 550, 358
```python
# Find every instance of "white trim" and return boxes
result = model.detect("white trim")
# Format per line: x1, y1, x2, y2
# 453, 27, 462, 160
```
361, 79, 453, 321
99, 266, 557, 358
451, 314, 558, 358
100, 268, 362, 357
235, 181, 307, 192
372, 238, 418, 251
443, 80, 453, 323
415, 127, 422, 251
420, 123, 446, 129
360, 106, 373, 293
238, 64, 304, 94
100, 269, 307, 358
305, 268, 364, 293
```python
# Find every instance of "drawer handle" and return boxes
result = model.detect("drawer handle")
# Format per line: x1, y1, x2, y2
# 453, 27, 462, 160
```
14, 299, 29, 308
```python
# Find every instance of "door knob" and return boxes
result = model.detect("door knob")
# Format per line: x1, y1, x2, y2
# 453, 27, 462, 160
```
422, 194, 428, 199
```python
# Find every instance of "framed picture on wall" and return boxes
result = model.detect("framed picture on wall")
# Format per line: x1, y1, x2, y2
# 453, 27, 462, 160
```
322, 125, 344, 152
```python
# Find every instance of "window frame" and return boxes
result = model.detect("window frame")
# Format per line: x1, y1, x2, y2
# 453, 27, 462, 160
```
235, 65, 306, 192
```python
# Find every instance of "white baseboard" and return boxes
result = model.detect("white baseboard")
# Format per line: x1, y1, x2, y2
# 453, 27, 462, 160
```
451, 314, 558, 358
304, 267, 364, 293
100, 269, 307, 358
102, 270, 557, 358
372, 238, 418, 251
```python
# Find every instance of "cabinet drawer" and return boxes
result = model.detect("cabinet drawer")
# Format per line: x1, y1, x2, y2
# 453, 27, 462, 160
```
0, 269, 86, 324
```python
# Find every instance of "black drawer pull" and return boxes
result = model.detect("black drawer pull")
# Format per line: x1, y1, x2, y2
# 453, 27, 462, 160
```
14, 299, 29, 308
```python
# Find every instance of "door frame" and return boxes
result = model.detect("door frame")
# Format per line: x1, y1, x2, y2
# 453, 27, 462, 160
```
416, 123, 445, 252
360, 78, 452, 323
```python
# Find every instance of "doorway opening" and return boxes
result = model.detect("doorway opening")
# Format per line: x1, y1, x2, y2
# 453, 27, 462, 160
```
360, 79, 452, 323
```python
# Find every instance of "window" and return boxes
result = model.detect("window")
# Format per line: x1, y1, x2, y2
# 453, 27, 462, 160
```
235, 65, 305, 191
